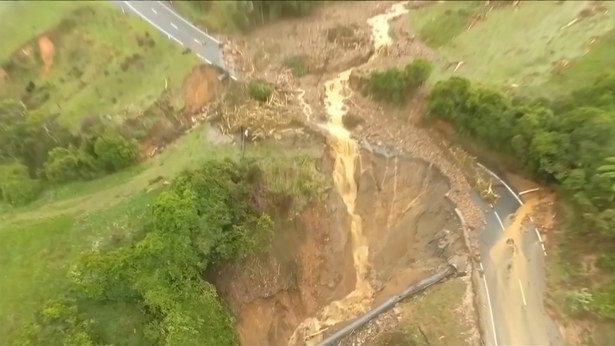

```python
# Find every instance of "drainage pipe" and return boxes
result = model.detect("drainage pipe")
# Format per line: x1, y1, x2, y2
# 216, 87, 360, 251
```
318, 264, 457, 346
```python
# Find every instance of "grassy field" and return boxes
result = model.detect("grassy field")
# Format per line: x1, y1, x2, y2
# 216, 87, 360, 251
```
0, 1, 199, 128
408, 1, 615, 94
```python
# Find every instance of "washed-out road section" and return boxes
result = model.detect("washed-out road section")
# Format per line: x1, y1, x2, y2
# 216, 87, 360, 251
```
474, 165, 562, 346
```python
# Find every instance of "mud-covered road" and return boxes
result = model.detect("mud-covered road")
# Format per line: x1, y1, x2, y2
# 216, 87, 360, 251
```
474, 168, 562, 346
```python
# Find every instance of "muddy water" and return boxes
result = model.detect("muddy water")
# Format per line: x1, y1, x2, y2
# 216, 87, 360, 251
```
289, 3, 410, 345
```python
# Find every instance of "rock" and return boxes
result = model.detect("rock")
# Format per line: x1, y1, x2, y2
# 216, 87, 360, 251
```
348, 69, 369, 95
342, 112, 365, 130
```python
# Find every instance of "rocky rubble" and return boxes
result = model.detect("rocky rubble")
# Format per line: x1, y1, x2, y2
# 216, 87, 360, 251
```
338, 307, 402, 346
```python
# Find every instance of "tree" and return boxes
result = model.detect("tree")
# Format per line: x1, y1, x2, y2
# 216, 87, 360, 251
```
93, 132, 138, 172
0, 163, 42, 205
43, 146, 97, 183
18, 298, 96, 346
20, 112, 75, 177
0, 99, 27, 162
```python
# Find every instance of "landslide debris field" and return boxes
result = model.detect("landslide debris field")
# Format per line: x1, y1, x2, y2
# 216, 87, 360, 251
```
1, 1, 614, 345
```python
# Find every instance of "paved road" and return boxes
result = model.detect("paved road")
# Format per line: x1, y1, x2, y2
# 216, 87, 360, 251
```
473, 164, 562, 346
112, 0, 237, 80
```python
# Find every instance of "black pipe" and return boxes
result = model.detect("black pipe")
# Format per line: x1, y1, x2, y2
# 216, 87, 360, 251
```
318, 265, 457, 346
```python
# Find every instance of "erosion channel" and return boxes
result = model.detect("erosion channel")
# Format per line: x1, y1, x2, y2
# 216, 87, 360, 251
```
212, 3, 474, 345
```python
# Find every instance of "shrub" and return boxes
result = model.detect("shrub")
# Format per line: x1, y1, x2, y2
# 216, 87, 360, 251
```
0, 163, 42, 205
93, 132, 139, 172
18, 298, 96, 346
283, 55, 310, 77
43, 146, 97, 183
405, 58, 433, 87
564, 288, 594, 315
248, 80, 274, 102
368, 59, 432, 103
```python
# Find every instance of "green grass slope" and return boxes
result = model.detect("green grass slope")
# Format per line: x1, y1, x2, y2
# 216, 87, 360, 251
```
409, 1, 615, 93
0, 1, 198, 128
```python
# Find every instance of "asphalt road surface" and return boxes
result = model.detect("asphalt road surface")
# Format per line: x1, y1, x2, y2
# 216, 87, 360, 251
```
112, 0, 237, 80
474, 164, 562, 346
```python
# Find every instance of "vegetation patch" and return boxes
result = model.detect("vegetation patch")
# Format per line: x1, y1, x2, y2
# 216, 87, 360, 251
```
368, 59, 432, 104
283, 55, 310, 77
416, 2, 481, 48
248, 80, 274, 102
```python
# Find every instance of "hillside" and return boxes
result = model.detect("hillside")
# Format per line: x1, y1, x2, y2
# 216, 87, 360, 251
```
0, 1, 197, 128
2, 1, 614, 345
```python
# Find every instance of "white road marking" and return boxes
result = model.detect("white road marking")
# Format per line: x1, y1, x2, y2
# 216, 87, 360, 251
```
123, 1, 183, 46
480, 264, 499, 346
121, 6, 125, 14
518, 279, 527, 306
151, 8, 157, 14
534, 227, 547, 256
196, 53, 211, 64
193, 38, 201, 44
494, 211, 505, 231
156, 1, 221, 44
170, 22, 178, 30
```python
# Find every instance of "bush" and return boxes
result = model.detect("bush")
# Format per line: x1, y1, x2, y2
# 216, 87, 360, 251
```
18, 298, 96, 346
0, 163, 42, 205
93, 132, 139, 172
368, 59, 432, 103
43, 146, 97, 183
564, 288, 594, 316
248, 80, 274, 102
283, 55, 310, 77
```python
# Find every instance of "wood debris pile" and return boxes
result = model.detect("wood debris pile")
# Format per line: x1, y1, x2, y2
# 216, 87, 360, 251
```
206, 83, 304, 142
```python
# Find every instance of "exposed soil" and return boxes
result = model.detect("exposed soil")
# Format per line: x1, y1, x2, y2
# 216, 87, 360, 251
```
182, 64, 221, 113
210, 182, 357, 346
357, 151, 464, 301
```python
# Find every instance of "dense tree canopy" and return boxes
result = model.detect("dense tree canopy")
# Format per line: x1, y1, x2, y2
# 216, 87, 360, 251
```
20, 160, 280, 345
